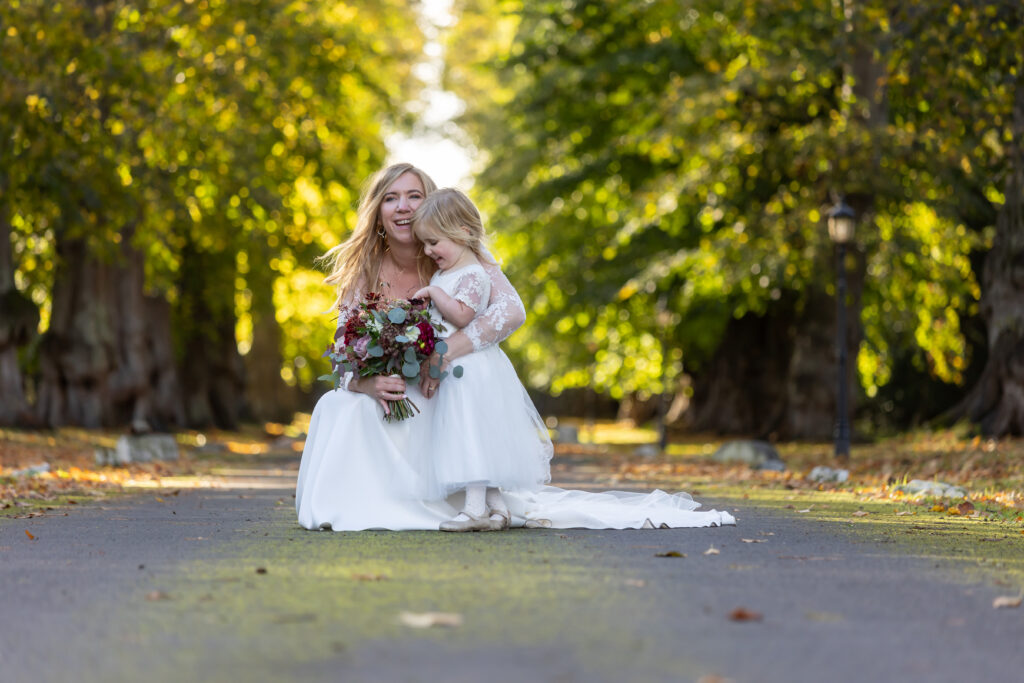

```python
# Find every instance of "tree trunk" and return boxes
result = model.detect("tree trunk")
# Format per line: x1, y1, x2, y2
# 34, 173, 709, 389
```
687, 304, 794, 438
176, 240, 245, 429
0, 209, 38, 426
243, 243, 294, 423
35, 226, 182, 429
946, 78, 1024, 435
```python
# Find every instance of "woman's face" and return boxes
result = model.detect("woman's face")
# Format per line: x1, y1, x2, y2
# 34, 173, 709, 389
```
379, 172, 426, 246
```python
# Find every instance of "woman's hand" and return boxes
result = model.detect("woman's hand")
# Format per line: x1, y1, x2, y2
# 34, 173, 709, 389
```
419, 352, 448, 399
352, 375, 407, 414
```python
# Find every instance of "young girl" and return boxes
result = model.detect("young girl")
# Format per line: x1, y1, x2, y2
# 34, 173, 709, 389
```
411, 188, 552, 532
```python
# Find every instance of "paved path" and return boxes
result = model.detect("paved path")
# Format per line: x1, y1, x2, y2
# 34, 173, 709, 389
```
2, 459, 1022, 683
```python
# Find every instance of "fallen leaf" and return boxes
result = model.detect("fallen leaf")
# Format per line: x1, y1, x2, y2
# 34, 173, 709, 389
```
352, 573, 387, 581
155, 497, 165, 503
993, 595, 1022, 609
24, 530, 35, 540
255, 567, 268, 574
704, 546, 721, 556
728, 607, 763, 622
797, 508, 812, 514
399, 611, 463, 628
946, 507, 961, 516
740, 538, 765, 544
931, 504, 946, 512
697, 676, 736, 683
145, 591, 170, 601
896, 511, 914, 516
623, 578, 647, 587
851, 510, 870, 517
655, 551, 686, 557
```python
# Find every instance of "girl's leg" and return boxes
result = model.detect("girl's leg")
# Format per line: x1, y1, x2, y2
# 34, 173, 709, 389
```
485, 487, 510, 530
440, 483, 490, 532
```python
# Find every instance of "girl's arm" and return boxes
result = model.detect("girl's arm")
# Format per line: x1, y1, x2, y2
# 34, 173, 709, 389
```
412, 285, 476, 328
442, 251, 526, 360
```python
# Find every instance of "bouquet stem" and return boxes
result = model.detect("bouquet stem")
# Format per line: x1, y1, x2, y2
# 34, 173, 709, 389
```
383, 397, 421, 423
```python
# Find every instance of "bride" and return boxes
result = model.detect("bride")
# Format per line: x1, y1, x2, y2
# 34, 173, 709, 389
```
294, 163, 735, 531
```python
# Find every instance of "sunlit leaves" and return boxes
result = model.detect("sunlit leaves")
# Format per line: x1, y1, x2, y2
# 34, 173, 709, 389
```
450, 0, 1004, 414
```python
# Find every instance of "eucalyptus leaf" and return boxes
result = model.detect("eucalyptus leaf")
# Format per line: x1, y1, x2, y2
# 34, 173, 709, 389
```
452, 365, 464, 378
402, 361, 421, 378
368, 345, 384, 358
395, 335, 409, 343
429, 365, 441, 379
388, 307, 407, 324
434, 340, 448, 355
404, 348, 418, 363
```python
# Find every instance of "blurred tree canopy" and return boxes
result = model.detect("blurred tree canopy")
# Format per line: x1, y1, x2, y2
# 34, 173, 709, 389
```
445, 0, 1021, 436
1, 0, 424, 428
2, 0, 1020, 437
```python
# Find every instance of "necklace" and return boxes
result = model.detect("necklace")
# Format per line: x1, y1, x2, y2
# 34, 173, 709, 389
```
377, 255, 419, 298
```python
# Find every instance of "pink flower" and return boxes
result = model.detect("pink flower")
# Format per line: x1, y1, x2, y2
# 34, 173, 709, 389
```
353, 335, 371, 359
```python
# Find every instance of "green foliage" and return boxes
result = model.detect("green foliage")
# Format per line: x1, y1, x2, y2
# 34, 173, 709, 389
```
447, 0, 1005, 407
1, 0, 426, 390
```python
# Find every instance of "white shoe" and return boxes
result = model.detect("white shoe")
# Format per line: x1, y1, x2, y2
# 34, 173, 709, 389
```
439, 512, 491, 532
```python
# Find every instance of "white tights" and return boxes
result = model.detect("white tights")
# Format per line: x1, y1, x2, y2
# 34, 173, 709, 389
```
460, 484, 508, 520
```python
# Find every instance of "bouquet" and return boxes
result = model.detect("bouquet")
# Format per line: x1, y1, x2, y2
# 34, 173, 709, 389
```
320, 293, 450, 422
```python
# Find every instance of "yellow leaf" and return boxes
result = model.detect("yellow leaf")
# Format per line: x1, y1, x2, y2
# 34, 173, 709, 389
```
155, 497, 165, 503
946, 507, 961, 516
931, 504, 946, 512
24, 530, 35, 540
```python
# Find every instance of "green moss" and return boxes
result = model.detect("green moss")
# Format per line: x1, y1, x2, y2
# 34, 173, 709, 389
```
712, 487, 1024, 590
101, 508, 700, 682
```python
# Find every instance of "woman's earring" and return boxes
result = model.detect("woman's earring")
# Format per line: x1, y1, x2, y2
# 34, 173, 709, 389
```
376, 224, 386, 238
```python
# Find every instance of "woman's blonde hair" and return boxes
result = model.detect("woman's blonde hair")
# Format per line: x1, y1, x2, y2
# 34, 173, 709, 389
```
412, 188, 493, 261
319, 163, 438, 309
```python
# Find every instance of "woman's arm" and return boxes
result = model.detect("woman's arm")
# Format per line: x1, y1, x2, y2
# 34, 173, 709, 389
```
334, 287, 408, 415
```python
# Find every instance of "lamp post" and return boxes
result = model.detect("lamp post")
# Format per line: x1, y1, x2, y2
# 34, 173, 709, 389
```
827, 198, 856, 463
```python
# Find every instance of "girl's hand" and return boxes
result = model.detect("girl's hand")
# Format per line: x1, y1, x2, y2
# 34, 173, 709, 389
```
419, 353, 448, 399
353, 375, 407, 413
411, 286, 432, 301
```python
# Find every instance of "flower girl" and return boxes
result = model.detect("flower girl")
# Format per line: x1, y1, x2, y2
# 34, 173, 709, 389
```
411, 188, 552, 531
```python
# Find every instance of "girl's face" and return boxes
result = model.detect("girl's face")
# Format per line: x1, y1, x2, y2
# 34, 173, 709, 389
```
420, 228, 468, 271
379, 172, 426, 246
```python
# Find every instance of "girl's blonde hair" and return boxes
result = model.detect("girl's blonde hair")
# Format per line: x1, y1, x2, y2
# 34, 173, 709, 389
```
412, 188, 493, 261
319, 163, 438, 310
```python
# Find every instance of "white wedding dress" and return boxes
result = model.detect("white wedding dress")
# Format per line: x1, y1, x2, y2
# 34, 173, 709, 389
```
295, 254, 735, 531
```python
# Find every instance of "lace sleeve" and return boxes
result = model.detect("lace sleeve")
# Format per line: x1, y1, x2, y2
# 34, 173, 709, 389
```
451, 269, 491, 316
461, 249, 526, 352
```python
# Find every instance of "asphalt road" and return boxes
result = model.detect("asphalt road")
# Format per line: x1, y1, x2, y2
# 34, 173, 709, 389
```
2, 474, 1022, 683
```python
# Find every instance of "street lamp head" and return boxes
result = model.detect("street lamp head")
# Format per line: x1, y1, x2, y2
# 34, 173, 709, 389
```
827, 198, 856, 244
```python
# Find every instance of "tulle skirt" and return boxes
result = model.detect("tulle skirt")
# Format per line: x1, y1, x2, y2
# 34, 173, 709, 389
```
416, 345, 552, 499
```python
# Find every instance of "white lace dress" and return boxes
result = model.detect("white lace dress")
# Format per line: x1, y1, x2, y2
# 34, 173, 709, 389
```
417, 264, 552, 499
294, 251, 735, 530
